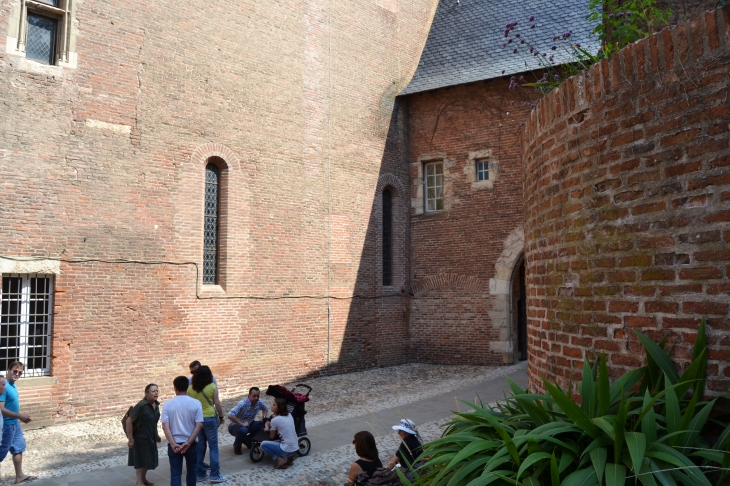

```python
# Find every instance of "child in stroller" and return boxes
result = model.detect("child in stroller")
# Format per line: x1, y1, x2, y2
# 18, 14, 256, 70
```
248, 384, 312, 463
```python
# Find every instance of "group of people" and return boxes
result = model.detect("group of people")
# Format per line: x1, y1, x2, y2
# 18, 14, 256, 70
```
347, 419, 423, 486
126, 360, 303, 486
126, 361, 228, 486
0, 361, 36, 484
126, 360, 424, 486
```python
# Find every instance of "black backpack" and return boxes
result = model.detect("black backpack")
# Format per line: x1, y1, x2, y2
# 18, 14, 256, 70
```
352, 467, 402, 486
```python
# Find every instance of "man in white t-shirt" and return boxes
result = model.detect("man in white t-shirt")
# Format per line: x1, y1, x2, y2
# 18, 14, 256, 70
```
162, 376, 204, 486
261, 397, 300, 469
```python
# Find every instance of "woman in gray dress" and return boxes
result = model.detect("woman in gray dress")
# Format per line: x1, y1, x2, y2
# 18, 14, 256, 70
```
127, 383, 161, 486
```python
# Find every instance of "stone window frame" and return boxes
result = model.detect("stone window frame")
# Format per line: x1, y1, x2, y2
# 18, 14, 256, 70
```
5, 0, 78, 70
412, 153, 455, 216
424, 160, 445, 212
0, 273, 54, 377
464, 149, 500, 190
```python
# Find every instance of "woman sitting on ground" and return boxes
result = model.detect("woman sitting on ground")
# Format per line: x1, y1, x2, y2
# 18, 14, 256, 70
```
386, 419, 422, 470
348, 431, 382, 485
262, 397, 300, 469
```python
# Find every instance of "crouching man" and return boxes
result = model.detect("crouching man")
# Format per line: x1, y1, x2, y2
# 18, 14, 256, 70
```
227, 387, 268, 455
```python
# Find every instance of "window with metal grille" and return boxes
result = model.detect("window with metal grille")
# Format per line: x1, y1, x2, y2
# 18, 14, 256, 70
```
382, 189, 393, 286
476, 159, 489, 181
424, 161, 444, 212
203, 163, 220, 285
25, 13, 57, 65
0, 275, 53, 377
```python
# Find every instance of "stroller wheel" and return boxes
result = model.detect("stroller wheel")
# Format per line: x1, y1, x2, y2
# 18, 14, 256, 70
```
250, 443, 264, 463
297, 437, 311, 457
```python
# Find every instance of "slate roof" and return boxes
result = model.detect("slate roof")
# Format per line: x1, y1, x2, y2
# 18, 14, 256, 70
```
400, 0, 600, 95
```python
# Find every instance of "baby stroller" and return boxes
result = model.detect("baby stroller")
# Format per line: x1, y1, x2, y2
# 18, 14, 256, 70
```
249, 383, 312, 463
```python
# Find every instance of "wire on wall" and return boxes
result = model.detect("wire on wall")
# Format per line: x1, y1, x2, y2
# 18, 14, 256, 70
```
0, 256, 414, 301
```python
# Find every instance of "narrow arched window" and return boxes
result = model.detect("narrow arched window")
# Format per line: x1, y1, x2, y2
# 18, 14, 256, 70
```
382, 189, 393, 286
203, 163, 220, 284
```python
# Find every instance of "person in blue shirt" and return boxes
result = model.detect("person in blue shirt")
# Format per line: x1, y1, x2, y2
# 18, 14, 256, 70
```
0, 361, 36, 483
227, 387, 269, 455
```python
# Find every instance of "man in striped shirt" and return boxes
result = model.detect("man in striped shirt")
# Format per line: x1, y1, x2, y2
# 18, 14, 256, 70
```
227, 387, 269, 455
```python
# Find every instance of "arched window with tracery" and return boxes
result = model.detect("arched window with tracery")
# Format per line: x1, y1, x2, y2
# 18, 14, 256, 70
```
382, 188, 393, 286
203, 163, 220, 284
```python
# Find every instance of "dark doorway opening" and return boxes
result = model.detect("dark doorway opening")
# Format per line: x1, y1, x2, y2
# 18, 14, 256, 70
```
516, 258, 528, 361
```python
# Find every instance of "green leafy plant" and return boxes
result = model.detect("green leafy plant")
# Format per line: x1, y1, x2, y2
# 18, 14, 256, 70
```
403, 318, 730, 485
587, 0, 673, 58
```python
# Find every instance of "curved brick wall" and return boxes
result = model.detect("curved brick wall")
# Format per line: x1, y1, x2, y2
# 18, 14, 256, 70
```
522, 7, 730, 394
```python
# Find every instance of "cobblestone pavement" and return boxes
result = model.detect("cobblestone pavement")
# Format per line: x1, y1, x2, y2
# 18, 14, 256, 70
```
1, 362, 528, 485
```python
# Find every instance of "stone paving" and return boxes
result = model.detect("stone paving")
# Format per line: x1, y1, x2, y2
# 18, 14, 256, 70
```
1, 362, 528, 485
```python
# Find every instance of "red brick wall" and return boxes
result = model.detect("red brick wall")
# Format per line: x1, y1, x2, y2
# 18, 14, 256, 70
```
404, 81, 531, 365
0, 0, 438, 422
522, 7, 730, 394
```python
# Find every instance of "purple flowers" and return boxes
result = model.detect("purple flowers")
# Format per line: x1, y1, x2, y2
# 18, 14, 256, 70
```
503, 21, 518, 37
551, 45, 557, 50
562, 30, 572, 40
530, 24, 536, 29
528, 15, 535, 21
508, 76, 519, 90
608, 11, 632, 19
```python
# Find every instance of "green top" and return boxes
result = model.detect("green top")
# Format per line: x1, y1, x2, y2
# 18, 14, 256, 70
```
188, 382, 217, 418
130, 398, 160, 440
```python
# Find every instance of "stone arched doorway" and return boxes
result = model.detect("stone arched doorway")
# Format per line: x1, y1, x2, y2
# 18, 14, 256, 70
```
489, 225, 524, 364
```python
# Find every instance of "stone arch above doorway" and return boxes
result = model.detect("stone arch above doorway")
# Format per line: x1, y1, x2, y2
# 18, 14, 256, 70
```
488, 225, 524, 363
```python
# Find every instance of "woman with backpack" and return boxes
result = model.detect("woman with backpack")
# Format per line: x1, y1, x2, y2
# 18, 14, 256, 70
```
126, 383, 161, 486
188, 365, 226, 483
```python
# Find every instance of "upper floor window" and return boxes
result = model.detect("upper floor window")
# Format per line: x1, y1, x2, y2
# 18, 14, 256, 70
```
424, 161, 444, 212
382, 189, 393, 286
476, 159, 489, 181
0, 274, 53, 377
7, 0, 75, 66
203, 163, 220, 285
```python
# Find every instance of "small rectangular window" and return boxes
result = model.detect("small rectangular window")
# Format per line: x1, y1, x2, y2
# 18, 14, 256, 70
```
25, 14, 58, 65
424, 161, 444, 212
476, 160, 489, 181
0, 274, 53, 377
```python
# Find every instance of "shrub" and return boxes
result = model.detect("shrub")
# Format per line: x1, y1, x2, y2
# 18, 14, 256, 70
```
587, 0, 673, 58
403, 318, 730, 485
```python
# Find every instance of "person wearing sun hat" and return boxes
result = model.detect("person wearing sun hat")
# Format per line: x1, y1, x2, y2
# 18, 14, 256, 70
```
386, 419, 423, 470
